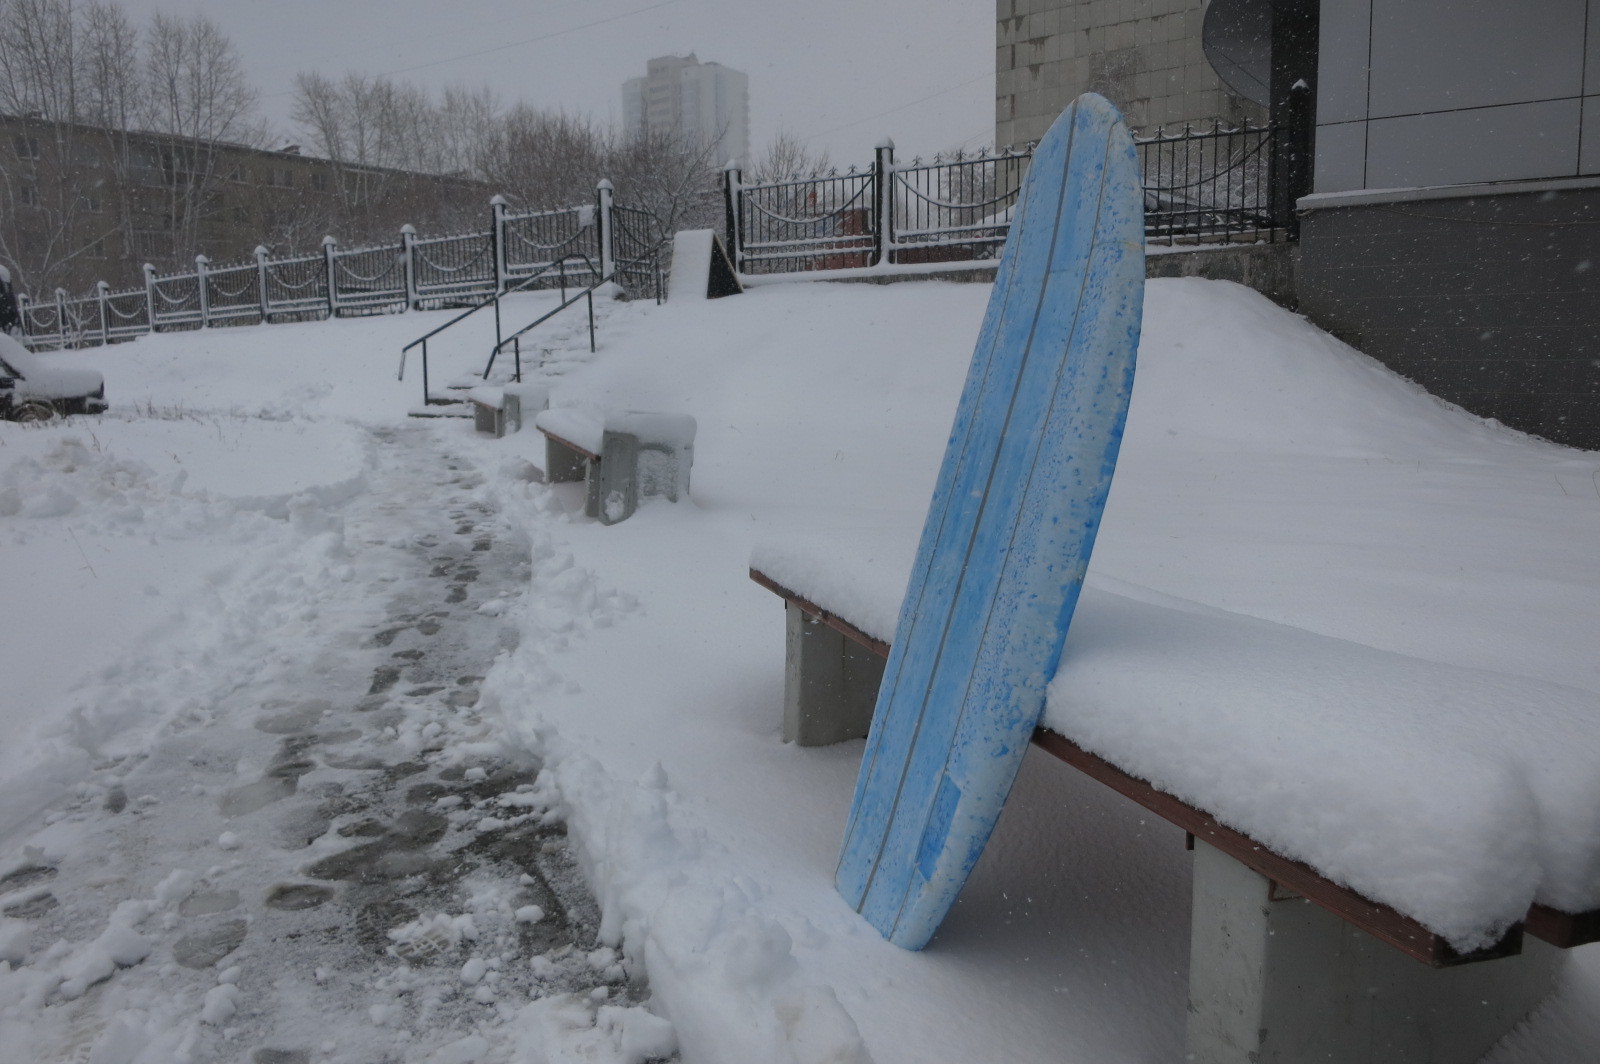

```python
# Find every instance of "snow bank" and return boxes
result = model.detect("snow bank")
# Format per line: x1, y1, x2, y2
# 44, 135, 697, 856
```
0, 418, 366, 840
3, 274, 1595, 1062
741, 279, 1600, 950
1049, 581, 1600, 948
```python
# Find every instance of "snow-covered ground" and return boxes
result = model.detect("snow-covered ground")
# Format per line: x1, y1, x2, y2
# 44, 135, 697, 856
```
1, 276, 1596, 1062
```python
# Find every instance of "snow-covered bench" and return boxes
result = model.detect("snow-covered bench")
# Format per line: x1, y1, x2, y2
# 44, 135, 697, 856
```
748, 536, 1600, 1064
534, 408, 696, 526
467, 383, 550, 438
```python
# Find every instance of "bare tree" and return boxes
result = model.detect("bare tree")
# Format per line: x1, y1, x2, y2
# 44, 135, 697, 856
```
141, 11, 260, 261
0, 0, 140, 293
142, 12, 257, 145
749, 130, 831, 184
77, 1, 141, 264
78, 0, 138, 128
289, 71, 496, 243
430, 82, 499, 177
477, 105, 610, 210
0, 0, 79, 120
610, 123, 725, 239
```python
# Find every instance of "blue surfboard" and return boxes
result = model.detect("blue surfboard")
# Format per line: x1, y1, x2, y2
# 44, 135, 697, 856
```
835, 94, 1145, 950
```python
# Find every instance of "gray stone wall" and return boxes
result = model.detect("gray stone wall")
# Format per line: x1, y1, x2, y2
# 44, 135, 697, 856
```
1297, 184, 1600, 451
995, 0, 1261, 147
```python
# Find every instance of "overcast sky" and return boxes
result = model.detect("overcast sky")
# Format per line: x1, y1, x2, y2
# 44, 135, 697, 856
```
111, 0, 996, 166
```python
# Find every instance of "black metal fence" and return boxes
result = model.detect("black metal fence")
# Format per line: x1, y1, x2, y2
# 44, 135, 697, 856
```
18, 182, 668, 350
725, 121, 1293, 277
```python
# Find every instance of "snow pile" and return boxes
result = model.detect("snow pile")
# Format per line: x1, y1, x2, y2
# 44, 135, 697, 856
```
0, 418, 366, 842
752, 528, 917, 644
740, 279, 1600, 951
498, 993, 677, 1064
1, 276, 1596, 1062
550, 754, 873, 1064
0, 869, 198, 1007
1049, 581, 1600, 949
472, 494, 875, 1062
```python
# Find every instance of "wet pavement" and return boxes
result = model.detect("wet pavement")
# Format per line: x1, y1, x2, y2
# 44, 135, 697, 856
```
0, 424, 667, 1063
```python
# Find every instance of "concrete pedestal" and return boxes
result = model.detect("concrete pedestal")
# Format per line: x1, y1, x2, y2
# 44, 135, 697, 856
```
1186, 841, 1563, 1064
782, 603, 883, 746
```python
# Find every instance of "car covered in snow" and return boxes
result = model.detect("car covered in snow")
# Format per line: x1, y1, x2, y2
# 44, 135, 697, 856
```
0, 331, 107, 421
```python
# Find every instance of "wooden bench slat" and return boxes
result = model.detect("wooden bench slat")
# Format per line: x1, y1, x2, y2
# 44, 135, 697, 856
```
1525, 902, 1600, 949
750, 565, 1597, 963
1029, 729, 1518, 967
540, 428, 600, 462
749, 568, 892, 657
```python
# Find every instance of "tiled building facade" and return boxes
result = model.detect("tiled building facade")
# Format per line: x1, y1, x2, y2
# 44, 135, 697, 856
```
994, 0, 1262, 147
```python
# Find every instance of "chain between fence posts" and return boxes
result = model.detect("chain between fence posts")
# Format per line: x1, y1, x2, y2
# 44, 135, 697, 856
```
142, 263, 157, 332
400, 225, 418, 310
874, 138, 895, 268
723, 162, 742, 274
96, 281, 110, 346
322, 236, 338, 319
254, 246, 270, 322
195, 255, 211, 327
490, 196, 508, 295
596, 180, 616, 282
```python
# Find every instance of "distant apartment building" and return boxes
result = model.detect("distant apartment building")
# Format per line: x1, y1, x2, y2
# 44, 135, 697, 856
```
995, 0, 1263, 146
622, 54, 750, 168
1, 112, 488, 298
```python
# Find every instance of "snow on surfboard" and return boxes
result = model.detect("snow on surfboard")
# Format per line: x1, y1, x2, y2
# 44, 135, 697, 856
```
835, 93, 1145, 950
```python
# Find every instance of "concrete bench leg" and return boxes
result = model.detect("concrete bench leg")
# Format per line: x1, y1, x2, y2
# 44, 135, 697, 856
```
1186, 840, 1563, 1064
545, 436, 590, 485
590, 430, 639, 524
783, 603, 883, 746
590, 429, 695, 525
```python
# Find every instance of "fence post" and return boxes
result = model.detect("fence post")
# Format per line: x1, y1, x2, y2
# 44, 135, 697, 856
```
400, 224, 418, 310
874, 137, 896, 268
143, 263, 157, 332
194, 254, 210, 327
255, 246, 271, 322
723, 161, 742, 273
491, 195, 508, 294
322, 235, 338, 318
1282, 79, 1314, 240
55, 287, 68, 348
16, 293, 29, 341
596, 179, 616, 281
96, 281, 110, 346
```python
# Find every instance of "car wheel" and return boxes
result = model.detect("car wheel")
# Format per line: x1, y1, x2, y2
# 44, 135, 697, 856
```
11, 399, 58, 422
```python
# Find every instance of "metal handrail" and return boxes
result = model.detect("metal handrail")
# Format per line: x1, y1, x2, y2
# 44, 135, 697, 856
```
480, 269, 610, 384
480, 239, 666, 383
398, 252, 597, 404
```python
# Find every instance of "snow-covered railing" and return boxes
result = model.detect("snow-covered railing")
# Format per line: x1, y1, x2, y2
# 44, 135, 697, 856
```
16, 181, 665, 350
723, 121, 1294, 278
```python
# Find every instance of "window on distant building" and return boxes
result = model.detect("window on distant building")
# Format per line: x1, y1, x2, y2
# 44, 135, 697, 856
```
12, 134, 40, 160
20, 182, 39, 207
